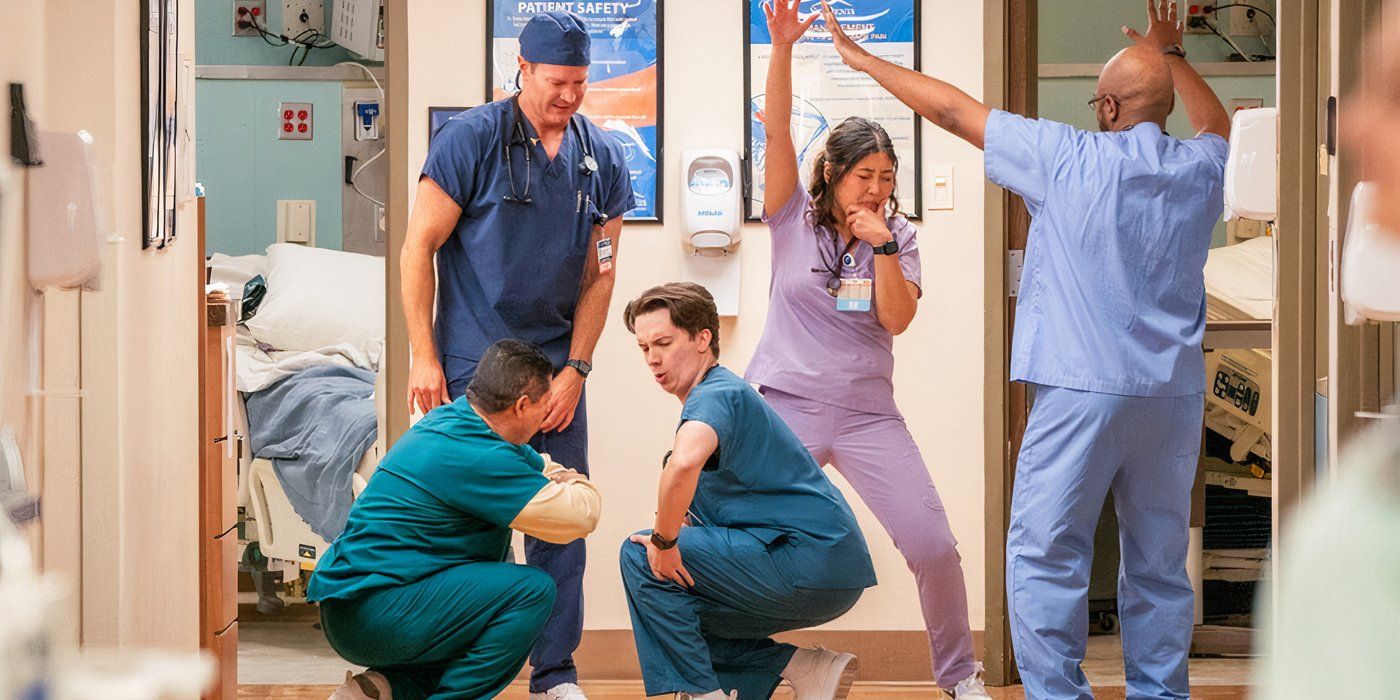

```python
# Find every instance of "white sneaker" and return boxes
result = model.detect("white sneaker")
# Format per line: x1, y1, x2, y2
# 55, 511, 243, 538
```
947, 662, 992, 699
675, 692, 737, 700
780, 647, 858, 700
530, 682, 588, 700
328, 670, 390, 699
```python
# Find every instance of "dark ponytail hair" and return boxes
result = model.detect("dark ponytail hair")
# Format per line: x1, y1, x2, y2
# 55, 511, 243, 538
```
806, 116, 902, 233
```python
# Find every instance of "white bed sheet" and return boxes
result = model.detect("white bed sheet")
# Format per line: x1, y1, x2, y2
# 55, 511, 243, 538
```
235, 327, 382, 393
1204, 236, 1274, 321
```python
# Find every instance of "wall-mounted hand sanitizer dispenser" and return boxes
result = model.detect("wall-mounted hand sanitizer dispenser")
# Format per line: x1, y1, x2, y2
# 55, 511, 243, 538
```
1223, 107, 1277, 222
682, 149, 742, 254
679, 149, 743, 316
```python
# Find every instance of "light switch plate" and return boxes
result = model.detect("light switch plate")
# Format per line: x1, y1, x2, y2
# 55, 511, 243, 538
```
277, 200, 316, 245
283, 0, 325, 39
279, 101, 314, 141
927, 162, 954, 211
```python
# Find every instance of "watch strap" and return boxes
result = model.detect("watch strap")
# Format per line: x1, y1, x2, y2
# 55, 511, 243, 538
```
565, 359, 591, 378
872, 239, 899, 255
1163, 43, 1186, 58
650, 531, 678, 550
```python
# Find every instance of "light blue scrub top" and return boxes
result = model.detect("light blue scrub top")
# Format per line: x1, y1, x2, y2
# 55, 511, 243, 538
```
984, 109, 1230, 397
680, 366, 877, 590
423, 100, 635, 374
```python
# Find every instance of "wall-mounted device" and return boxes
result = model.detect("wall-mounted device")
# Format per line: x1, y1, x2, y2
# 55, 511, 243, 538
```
282, 0, 325, 39
353, 100, 380, 141
1223, 107, 1276, 222
331, 0, 385, 61
680, 149, 743, 316
682, 149, 742, 254
27, 131, 104, 291
1341, 182, 1400, 324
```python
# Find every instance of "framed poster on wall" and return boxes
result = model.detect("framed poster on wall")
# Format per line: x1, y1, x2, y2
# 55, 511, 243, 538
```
486, 1, 663, 221
744, 0, 921, 220
428, 106, 474, 145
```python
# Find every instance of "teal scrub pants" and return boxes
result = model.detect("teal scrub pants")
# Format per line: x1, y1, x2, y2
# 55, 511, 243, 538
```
320, 562, 556, 699
620, 527, 864, 699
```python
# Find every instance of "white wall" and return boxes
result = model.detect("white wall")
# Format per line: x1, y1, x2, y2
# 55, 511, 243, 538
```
407, 0, 989, 631
0, 0, 201, 651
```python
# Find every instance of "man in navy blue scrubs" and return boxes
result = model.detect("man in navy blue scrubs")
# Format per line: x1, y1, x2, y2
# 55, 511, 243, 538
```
399, 11, 635, 700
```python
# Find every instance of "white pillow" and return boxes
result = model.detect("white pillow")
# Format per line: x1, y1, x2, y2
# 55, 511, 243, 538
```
245, 243, 385, 353
206, 252, 267, 298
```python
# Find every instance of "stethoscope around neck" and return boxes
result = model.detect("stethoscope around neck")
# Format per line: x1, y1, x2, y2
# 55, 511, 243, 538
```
502, 94, 599, 205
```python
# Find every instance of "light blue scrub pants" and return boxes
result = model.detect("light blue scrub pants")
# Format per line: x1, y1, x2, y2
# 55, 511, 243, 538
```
1008, 385, 1203, 700
620, 527, 864, 699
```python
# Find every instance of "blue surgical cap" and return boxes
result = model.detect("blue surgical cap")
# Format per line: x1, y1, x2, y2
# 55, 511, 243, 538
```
519, 11, 591, 67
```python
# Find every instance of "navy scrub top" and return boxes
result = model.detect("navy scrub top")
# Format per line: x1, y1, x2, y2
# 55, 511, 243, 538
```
422, 99, 635, 374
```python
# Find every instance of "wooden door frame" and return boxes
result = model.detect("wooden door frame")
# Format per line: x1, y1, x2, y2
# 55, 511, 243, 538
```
386, 0, 410, 446
982, 0, 1034, 686
1276, 0, 1322, 526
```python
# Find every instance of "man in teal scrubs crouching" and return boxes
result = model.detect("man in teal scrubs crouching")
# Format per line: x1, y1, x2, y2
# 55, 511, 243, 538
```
309, 339, 603, 699
620, 283, 877, 700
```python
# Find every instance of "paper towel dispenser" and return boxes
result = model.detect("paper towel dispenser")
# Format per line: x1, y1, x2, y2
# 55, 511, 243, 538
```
1223, 107, 1277, 222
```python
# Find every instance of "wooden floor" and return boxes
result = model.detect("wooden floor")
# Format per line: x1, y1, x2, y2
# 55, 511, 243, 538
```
239, 681, 1250, 698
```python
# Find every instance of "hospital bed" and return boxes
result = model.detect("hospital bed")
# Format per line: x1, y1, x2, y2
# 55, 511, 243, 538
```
207, 246, 386, 603
1202, 235, 1274, 465
232, 366, 385, 570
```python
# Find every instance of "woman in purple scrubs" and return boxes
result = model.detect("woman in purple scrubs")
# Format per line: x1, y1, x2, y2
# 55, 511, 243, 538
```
745, 3, 989, 698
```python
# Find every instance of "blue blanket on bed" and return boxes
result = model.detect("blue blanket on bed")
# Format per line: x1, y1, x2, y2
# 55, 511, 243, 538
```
246, 364, 377, 541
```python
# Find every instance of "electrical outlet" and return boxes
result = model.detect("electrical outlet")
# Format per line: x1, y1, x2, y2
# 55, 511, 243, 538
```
1228, 0, 1274, 36
283, 0, 325, 40
1183, 4, 1212, 34
279, 102, 314, 141
232, 0, 266, 37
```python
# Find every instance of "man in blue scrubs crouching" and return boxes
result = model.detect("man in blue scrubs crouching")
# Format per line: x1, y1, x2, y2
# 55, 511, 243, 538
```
310, 340, 603, 699
619, 283, 876, 700
401, 12, 634, 697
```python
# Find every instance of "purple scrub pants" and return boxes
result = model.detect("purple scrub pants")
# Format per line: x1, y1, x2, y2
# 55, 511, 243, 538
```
762, 388, 978, 688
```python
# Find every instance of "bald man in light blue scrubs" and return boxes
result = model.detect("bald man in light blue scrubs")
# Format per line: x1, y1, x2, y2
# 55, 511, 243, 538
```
821, 1, 1230, 697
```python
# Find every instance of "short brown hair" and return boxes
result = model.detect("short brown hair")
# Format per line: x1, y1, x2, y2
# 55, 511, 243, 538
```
622, 282, 721, 358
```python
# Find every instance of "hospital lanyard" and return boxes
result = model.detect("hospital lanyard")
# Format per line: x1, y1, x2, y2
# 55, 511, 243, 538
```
502, 96, 599, 206
811, 228, 861, 297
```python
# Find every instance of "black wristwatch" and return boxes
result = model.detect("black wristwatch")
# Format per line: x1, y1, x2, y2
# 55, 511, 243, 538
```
1162, 43, 1186, 59
650, 531, 679, 550
565, 359, 592, 378
871, 239, 899, 256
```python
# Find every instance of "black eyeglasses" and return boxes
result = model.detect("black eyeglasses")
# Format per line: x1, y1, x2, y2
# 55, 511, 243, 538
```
1087, 94, 1116, 111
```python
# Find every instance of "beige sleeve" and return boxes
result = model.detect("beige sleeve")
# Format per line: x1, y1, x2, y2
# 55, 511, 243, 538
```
509, 467, 602, 545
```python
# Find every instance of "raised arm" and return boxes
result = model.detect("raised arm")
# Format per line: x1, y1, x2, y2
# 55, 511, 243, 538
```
1123, 1, 1230, 139
761, 1, 818, 218
820, 1, 991, 149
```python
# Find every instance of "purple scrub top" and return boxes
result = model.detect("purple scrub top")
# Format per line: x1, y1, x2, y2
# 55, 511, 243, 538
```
745, 187, 922, 416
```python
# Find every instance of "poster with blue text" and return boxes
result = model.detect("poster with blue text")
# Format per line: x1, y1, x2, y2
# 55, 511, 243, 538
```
746, 0, 920, 219
490, 1, 663, 221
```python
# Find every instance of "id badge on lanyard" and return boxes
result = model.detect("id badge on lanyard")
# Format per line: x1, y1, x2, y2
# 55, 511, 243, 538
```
835, 278, 872, 312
